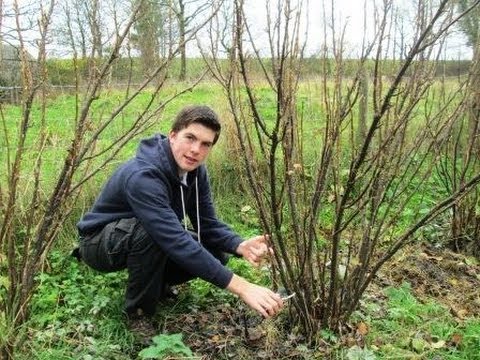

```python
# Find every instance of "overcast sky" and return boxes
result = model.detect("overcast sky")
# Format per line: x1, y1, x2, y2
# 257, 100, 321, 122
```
246, 0, 473, 59
1, 0, 474, 60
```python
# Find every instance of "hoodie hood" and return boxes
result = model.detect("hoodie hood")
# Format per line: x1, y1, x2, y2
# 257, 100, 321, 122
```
136, 134, 199, 187
136, 134, 178, 183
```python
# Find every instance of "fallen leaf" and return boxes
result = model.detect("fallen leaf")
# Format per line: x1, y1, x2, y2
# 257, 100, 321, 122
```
419, 252, 443, 261
209, 334, 221, 343
430, 340, 446, 349
356, 322, 369, 336
344, 336, 356, 347
448, 278, 458, 286
247, 327, 265, 341
256, 350, 269, 358
450, 333, 462, 347
451, 307, 468, 319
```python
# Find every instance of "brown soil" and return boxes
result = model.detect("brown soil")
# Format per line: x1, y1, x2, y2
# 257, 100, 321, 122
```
382, 244, 480, 318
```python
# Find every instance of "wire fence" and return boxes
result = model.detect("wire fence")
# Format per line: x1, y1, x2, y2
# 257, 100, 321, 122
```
0, 84, 141, 104
0, 86, 22, 103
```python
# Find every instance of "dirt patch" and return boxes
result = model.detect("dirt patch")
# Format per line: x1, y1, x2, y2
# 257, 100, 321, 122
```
381, 244, 480, 318
161, 303, 309, 359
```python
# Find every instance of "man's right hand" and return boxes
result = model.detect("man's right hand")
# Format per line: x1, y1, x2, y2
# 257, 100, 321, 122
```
226, 274, 283, 318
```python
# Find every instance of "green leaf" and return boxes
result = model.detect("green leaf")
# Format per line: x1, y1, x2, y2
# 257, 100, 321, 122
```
346, 345, 376, 360
138, 333, 193, 359
411, 337, 428, 353
0, 275, 10, 289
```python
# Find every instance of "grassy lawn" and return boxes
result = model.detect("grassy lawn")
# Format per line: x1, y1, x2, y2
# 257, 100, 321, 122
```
19, 243, 480, 359
2, 79, 480, 359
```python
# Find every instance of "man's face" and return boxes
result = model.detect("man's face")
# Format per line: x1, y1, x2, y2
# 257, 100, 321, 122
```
168, 122, 216, 175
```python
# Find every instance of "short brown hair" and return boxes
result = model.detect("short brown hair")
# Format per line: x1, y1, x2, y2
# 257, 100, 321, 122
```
171, 105, 221, 144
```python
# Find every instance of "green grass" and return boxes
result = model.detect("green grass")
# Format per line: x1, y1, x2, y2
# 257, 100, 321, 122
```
3, 76, 480, 358
19, 247, 269, 360
349, 282, 480, 359
20, 251, 480, 359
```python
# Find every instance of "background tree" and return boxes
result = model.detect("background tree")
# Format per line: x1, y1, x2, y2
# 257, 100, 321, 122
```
458, 0, 480, 48
59, 0, 89, 59
129, 0, 214, 79
54, 0, 113, 59
169, 0, 213, 80
85, 0, 104, 58
131, 0, 163, 76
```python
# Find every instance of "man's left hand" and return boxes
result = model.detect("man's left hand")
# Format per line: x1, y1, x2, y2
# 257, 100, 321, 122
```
236, 235, 272, 267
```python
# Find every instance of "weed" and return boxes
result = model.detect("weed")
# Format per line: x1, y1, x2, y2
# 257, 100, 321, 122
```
363, 282, 480, 359
138, 333, 195, 359
20, 251, 135, 360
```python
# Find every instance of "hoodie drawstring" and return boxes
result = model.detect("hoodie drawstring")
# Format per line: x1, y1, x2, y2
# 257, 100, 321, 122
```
179, 176, 201, 245
180, 186, 188, 231
195, 177, 201, 244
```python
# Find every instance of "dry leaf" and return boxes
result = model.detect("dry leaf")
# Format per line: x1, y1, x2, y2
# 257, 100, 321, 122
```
210, 335, 221, 343
356, 322, 369, 336
419, 252, 442, 261
247, 327, 265, 341
451, 307, 468, 319
450, 333, 463, 347
430, 340, 446, 349
448, 278, 459, 286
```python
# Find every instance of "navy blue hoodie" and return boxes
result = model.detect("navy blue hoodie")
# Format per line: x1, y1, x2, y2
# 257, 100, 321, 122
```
77, 134, 242, 288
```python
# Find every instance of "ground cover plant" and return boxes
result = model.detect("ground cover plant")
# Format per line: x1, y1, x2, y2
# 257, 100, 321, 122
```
4, 79, 480, 358
15, 229, 480, 359
3, 78, 480, 359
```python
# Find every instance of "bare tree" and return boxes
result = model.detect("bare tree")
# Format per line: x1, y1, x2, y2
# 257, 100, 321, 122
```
204, 0, 480, 341
168, 0, 213, 80
0, 0, 219, 358
85, 0, 103, 58
59, 0, 88, 58
55, 0, 113, 59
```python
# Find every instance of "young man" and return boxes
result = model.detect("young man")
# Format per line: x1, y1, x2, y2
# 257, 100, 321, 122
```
76, 105, 283, 340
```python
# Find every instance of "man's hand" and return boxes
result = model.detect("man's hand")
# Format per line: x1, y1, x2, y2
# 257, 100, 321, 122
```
236, 234, 272, 267
227, 274, 283, 318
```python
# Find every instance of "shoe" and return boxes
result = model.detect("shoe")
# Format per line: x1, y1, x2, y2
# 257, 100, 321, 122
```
163, 284, 179, 299
127, 308, 157, 344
